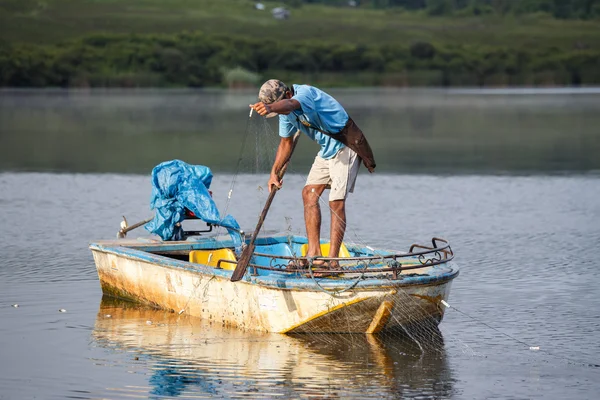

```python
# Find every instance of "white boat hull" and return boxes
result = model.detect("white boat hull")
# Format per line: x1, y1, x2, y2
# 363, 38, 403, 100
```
91, 245, 456, 333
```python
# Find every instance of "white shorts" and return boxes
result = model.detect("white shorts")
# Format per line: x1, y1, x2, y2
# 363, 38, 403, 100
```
305, 146, 360, 201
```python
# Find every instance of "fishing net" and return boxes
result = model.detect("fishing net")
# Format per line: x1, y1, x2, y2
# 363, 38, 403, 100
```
93, 110, 476, 399
199, 110, 456, 357
94, 104, 599, 400
92, 297, 456, 399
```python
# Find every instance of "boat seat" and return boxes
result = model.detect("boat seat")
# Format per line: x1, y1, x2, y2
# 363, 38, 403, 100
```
189, 248, 237, 270
300, 242, 351, 258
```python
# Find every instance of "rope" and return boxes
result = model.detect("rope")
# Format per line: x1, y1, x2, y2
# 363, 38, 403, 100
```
222, 108, 254, 217
222, 112, 398, 290
271, 157, 392, 295
210, 108, 256, 249
440, 300, 600, 369
304, 258, 372, 297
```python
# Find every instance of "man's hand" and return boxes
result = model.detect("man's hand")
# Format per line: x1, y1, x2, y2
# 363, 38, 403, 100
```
268, 173, 282, 193
250, 102, 273, 117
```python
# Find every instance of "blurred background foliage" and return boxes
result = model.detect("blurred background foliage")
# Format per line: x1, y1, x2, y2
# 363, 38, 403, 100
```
0, 0, 598, 87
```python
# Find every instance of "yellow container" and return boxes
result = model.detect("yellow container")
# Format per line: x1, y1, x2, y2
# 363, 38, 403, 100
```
300, 242, 350, 258
189, 248, 237, 270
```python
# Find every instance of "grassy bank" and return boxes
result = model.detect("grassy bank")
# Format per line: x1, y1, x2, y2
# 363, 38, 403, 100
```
1, 0, 599, 87
2, 0, 599, 48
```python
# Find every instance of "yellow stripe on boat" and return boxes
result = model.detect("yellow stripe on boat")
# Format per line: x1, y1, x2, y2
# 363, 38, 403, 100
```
282, 296, 371, 333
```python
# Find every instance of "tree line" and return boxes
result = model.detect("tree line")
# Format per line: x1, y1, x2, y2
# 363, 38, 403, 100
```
302, 0, 600, 19
0, 33, 598, 87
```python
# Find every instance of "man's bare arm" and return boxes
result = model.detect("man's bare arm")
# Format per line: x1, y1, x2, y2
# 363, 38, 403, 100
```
268, 99, 301, 114
268, 136, 295, 192
250, 99, 301, 117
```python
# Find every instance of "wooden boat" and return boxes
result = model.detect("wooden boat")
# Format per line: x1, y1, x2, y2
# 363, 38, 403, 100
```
89, 230, 458, 333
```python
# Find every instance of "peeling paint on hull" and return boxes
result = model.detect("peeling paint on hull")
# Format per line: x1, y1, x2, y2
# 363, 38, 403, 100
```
90, 240, 458, 333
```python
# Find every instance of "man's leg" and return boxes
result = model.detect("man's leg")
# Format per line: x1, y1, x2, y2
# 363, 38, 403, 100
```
326, 146, 359, 265
302, 184, 327, 257
328, 199, 346, 262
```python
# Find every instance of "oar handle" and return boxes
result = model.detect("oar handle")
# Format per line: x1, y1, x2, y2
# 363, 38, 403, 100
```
117, 216, 153, 238
123, 217, 153, 233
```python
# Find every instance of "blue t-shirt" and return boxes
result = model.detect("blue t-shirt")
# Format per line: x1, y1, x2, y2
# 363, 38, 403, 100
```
278, 84, 348, 159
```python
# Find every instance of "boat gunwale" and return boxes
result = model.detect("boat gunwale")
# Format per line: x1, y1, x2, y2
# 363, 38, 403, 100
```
90, 235, 453, 261
89, 240, 459, 291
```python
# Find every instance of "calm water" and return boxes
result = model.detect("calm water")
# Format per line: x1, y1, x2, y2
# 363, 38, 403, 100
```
1, 89, 600, 399
1, 88, 600, 174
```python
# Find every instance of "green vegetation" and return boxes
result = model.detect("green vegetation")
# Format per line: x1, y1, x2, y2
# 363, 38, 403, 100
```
312, 0, 600, 20
0, 0, 598, 87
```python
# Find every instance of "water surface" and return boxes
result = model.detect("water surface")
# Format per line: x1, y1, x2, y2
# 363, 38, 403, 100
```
1, 172, 599, 399
1, 88, 599, 174
1, 88, 599, 399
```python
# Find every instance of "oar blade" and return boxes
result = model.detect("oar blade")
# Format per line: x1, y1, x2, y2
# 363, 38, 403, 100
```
230, 244, 255, 282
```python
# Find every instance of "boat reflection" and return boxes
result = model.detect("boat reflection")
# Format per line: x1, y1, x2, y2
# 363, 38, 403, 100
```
92, 296, 455, 399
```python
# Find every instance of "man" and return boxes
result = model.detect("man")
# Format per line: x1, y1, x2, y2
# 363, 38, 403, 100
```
250, 79, 375, 271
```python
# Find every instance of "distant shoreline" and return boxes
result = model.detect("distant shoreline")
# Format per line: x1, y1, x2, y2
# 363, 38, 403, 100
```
1, 1, 598, 88
2, 87, 600, 94
1, 34, 598, 88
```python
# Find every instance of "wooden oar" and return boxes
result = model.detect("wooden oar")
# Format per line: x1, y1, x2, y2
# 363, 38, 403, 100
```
231, 131, 301, 282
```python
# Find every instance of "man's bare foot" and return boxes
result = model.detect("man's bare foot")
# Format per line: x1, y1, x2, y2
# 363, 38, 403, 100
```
306, 259, 342, 278
287, 258, 341, 276
286, 259, 309, 270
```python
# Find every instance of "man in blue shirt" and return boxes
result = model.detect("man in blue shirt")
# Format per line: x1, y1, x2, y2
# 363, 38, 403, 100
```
250, 80, 375, 272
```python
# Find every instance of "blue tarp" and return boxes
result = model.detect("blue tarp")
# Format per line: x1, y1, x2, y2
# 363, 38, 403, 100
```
145, 160, 242, 253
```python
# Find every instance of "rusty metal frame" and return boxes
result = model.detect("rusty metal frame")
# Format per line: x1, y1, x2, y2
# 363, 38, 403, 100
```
242, 237, 454, 279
